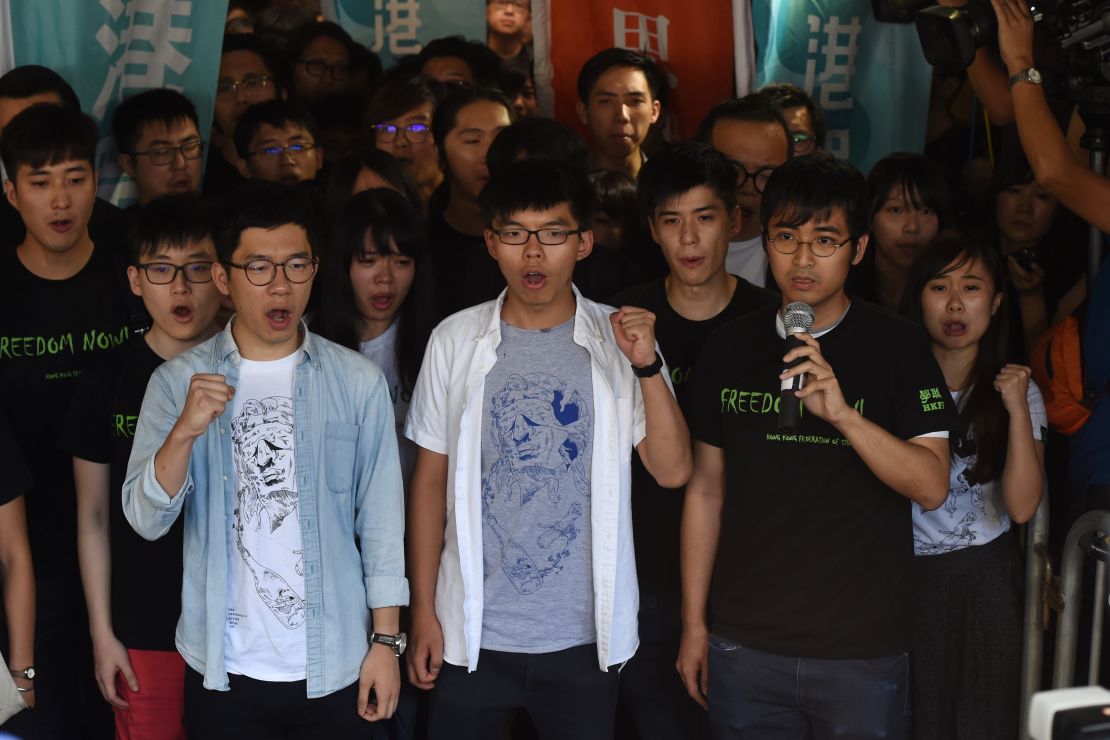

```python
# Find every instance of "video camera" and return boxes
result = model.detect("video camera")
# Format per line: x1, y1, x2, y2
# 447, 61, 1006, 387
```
872, 0, 1110, 84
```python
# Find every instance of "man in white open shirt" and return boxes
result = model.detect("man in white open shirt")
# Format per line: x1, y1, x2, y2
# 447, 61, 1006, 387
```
403, 159, 691, 739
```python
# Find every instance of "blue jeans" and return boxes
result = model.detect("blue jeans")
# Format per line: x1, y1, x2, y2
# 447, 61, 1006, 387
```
706, 635, 911, 740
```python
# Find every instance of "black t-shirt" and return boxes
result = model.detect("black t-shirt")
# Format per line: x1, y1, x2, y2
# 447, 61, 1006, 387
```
690, 301, 956, 659
611, 276, 777, 603
427, 211, 505, 318
201, 147, 246, 200
0, 410, 31, 505
0, 246, 132, 578
59, 339, 181, 649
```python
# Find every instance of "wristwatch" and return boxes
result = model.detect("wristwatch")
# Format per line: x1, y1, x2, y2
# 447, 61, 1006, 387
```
1008, 67, 1043, 88
631, 352, 663, 378
9, 666, 35, 681
370, 632, 407, 657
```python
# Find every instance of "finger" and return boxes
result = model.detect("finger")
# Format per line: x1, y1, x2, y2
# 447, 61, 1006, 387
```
782, 348, 831, 372
121, 661, 140, 693
780, 360, 833, 382
190, 373, 227, 383
699, 658, 709, 704
104, 673, 130, 710
356, 675, 371, 716
795, 376, 839, 399
609, 310, 624, 328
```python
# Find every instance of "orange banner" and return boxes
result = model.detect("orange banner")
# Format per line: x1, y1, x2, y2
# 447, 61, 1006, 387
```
547, 1, 736, 143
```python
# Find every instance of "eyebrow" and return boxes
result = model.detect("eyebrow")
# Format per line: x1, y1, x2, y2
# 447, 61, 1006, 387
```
240, 250, 311, 260
256, 134, 309, 144
150, 250, 213, 261
501, 218, 572, 227
146, 135, 201, 146
658, 204, 719, 217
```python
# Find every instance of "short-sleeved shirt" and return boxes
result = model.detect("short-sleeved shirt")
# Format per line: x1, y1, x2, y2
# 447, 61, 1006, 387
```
59, 338, 181, 650
610, 276, 776, 603
0, 245, 132, 578
690, 301, 956, 659
0, 410, 31, 506
914, 382, 1047, 555
479, 319, 596, 653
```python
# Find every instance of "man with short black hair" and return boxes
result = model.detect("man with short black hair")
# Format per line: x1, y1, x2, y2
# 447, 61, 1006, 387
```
612, 142, 776, 739
698, 93, 792, 287
113, 89, 205, 206
761, 82, 826, 156
576, 48, 664, 179
1, 102, 132, 739
486, 0, 532, 66
678, 155, 955, 739
405, 158, 691, 739
233, 99, 323, 186
123, 181, 408, 738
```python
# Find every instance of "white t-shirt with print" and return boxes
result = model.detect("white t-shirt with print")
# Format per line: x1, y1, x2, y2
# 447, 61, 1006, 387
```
913, 381, 1047, 556
224, 350, 307, 680
726, 234, 768, 288
359, 320, 416, 484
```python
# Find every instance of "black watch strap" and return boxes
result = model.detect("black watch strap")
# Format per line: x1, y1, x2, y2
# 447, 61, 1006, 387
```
631, 352, 663, 378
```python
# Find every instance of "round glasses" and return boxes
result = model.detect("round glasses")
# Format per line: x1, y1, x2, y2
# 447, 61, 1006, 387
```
138, 261, 214, 284
224, 257, 318, 286
791, 131, 818, 155
733, 162, 777, 194
768, 233, 854, 258
131, 140, 205, 166
493, 228, 582, 246
298, 58, 351, 81
215, 74, 273, 99
374, 122, 430, 144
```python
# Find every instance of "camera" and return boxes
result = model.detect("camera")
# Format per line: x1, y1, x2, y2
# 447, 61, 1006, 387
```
910, 0, 1110, 86
1029, 686, 1110, 738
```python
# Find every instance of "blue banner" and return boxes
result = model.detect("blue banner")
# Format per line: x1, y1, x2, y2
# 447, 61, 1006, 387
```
752, 0, 932, 174
1, 0, 229, 205
322, 0, 487, 69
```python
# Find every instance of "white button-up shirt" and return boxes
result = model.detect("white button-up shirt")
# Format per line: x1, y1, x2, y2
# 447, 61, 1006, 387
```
405, 288, 655, 671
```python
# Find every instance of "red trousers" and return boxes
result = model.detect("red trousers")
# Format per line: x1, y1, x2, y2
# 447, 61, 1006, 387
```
113, 649, 186, 740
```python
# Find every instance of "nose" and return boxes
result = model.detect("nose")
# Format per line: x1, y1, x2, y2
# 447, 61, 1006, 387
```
946, 289, 964, 311
172, 268, 191, 292
377, 262, 395, 284
679, 219, 697, 246
1016, 191, 1034, 213
170, 148, 187, 170
615, 104, 630, 123
792, 241, 816, 268
50, 181, 71, 210
903, 209, 920, 234
523, 233, 544, 259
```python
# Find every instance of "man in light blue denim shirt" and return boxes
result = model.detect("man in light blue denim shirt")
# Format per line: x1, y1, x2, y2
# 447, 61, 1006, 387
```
122, 182, 409, 738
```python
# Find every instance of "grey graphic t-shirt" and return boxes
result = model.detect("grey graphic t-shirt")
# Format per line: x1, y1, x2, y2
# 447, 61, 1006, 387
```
480, 318, 596, 653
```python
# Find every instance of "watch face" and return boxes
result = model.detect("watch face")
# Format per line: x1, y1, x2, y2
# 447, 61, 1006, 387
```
23, 667, 34, 680
397, 632, 408, 656
1029, 68, 1043, 84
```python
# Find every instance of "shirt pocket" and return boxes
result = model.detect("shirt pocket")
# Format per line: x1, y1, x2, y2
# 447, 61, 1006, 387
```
325, 421, 359, 494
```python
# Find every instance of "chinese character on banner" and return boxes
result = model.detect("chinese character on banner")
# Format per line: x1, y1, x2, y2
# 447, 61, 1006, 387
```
369, 0, 423, 57
802, 14, 860, 158
541, 0, 733, 143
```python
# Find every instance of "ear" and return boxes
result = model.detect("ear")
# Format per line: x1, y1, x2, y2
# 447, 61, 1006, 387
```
4, 178, 17, 211
118, 153, 136, 178
991, 290, 1003, 316
235, 157, 251, 179
315, 146, 324, 170
646, 214, 660, 245
728, 205, 742, 240
212, 261, 233, 297
850, 233, 869, 266
484, 228, 499, 261
649, 99, 661, 125
575, 100, 588, 127
127, 265, 143, 297
575, 228, 594, 262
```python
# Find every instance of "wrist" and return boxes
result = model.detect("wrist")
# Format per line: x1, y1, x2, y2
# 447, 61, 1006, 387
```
631, 351, 663, 378
831, 405, 863, 434
1007, 58, 1036, 76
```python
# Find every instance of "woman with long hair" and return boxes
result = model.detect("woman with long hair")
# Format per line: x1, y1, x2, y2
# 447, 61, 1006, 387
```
901, 230, 1045, 739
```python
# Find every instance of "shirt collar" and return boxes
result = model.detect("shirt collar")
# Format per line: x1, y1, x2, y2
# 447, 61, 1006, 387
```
213, 316, 317, 367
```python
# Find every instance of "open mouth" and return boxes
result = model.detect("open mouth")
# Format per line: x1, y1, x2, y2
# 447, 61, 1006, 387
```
679, 257, 705, 269
49, 218, 73, 233
370, 294, 394, 311
267, 308, 292, 330
522, 271, 546, 290
943, 320, 967, 336
172, 306, 194, 323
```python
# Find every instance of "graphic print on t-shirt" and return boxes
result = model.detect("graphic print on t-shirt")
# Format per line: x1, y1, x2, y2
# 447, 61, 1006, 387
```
231, 396, 305, 629
483, 372, 592, 595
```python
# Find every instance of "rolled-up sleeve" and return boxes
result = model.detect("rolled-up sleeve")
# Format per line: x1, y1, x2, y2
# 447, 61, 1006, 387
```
122, 367, 190, 541
354, 372, 410, 610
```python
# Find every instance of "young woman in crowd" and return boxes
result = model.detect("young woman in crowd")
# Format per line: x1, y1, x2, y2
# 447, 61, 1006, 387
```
901, 231, 1045, 740
990, 148, 1086, 360
312, 188, 437, 485
849, 152, 952, 309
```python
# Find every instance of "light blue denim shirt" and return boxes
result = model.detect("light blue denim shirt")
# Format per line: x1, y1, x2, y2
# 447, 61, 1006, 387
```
123, 323, 409, 698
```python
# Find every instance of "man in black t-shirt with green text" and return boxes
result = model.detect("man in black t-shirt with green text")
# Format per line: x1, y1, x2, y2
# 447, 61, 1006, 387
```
611, 142, 774, 740
677, 154, 956, 740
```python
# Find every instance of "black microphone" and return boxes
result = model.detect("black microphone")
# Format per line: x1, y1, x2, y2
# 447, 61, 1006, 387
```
778, 302, 814, 433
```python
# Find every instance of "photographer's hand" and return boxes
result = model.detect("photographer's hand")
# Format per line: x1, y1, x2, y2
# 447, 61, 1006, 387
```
992, 0, 1035, 74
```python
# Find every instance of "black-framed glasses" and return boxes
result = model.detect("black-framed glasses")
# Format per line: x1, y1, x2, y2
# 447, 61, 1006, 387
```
131, 140, 205, 166
768, 233, 854, 258
215, 74, 274, 99
790, 131, 817, 154
374, 122, 430, 144
298, 58, 351, 81
138, 261, 214, 284
493, 228, 582, 246
224, 257, 318, 286
732, 162, 777, 194
248, 142, 317, 159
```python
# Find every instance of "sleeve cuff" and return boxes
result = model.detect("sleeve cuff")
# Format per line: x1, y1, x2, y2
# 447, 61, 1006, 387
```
364, 575, 410, 610
405, 426, 448, 456
141, 456, 192, 509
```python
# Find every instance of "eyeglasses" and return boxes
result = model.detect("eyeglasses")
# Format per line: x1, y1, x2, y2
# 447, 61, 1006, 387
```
138, 261, 214, 284
790, 132, 817, 155
247, 142, 317, 159
768, 233, 854, 258
374, 122, 430, 144
215, 74, 274, 99
131, 140, 205, 166
224, 257, 318, 286
493, 228, 582, 246
732, 162, 777, 194
297, 58, 351, 81
492, 0, 530, 9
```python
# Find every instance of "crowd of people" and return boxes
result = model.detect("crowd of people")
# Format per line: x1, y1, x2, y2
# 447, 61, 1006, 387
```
0, 0, 1108, 738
